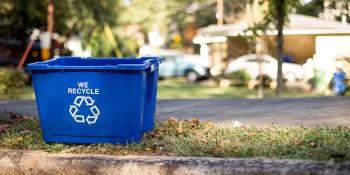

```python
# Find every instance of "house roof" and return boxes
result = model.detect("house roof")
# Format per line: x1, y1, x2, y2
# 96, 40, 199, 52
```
194, 14, 350, 41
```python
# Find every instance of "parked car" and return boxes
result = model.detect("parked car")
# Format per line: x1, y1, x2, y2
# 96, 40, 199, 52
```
225, 54, 304, 81
0, 39, 41, 66
157, 52, 210, 82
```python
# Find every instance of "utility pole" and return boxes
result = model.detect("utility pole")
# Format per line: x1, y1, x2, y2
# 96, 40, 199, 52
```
41, 0, 54, 60
47, 0, 54, 34
216, 0, 224, 25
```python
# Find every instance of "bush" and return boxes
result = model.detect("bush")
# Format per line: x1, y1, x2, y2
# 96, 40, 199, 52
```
0, 68, 28, 97
226, 70, 251, 81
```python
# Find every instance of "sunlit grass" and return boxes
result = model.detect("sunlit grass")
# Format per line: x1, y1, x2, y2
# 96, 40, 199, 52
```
0, 78, 316, 100
0, 86, 35, 100
0, 118, 349, 161
157, 78, 315, 99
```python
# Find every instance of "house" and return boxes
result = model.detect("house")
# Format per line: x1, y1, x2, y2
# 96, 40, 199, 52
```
193, 14, 350, 92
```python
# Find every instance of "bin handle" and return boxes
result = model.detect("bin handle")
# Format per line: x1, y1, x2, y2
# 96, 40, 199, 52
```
147, 64, 158, 73
26, 57, 162, 71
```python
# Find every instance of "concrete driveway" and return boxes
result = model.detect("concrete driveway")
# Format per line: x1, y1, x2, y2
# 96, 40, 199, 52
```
1, 96, 350, 127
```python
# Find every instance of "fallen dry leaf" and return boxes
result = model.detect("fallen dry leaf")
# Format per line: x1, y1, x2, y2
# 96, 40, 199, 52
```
308, 142, 317, 148
294, 140, 303, 145
22, 115, 30, 120
200, 138, 208, 144
245, 132, 257, 136
146, 145, 157, 152
168, 117, 178, 122
0, 124, 9, 133
190, 118, 200, 125
4, 112, 31, 124
20, 130, 30, 135
176, 127, 184, 134
10, 113, 22, 119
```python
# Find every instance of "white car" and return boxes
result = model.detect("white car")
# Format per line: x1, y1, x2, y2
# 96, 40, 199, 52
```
225, 54, 304, 81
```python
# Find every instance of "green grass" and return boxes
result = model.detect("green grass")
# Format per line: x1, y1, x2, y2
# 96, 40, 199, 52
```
0, 78, 315, 100
0, 86, 35, 100
0, 118, 349, 161
157, 78, 314, 99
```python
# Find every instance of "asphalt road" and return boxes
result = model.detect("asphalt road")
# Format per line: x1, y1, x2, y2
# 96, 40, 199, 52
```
1, 96, 350, 127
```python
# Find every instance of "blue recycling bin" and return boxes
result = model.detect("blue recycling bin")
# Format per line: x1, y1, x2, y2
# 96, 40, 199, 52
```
27, 56, 162, 144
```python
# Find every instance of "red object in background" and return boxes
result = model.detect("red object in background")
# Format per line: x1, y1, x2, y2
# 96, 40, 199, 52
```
17, 29, 40, 69
17, 39, 36, 70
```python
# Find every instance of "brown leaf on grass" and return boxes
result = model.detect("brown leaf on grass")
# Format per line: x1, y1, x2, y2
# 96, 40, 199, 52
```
0, 124, 9, 133
168, 117, 178, 123
240, 125, 250, 129
200, 138, 208, 144
294, 140, 303, 145
203, 122, 212, 127
308, 142, 317, 148
268, 127, 278, 132
11, 113, 22, 119
20, 130, 30, 135
176, 127, 184, 134
245, 132, 257, 137
148, 130, 163, 138
22, 115, 30, 120
146, 145, 157, 152
7, 112, 30, 123
190, 118, 200, 125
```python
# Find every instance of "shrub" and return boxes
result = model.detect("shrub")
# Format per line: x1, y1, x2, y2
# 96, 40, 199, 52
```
226, 70, 251, 81
0, 68, 28, 97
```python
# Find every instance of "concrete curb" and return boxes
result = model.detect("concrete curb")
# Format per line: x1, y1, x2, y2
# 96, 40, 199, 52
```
0, 149, 349, 175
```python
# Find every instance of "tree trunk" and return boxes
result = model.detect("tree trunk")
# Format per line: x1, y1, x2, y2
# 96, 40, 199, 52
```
216, 0, 224, 25
256, 37, 264, 98
276, 0, 284, 97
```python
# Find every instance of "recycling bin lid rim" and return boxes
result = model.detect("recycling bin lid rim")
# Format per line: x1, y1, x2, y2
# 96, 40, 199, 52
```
26, 56, 163, 71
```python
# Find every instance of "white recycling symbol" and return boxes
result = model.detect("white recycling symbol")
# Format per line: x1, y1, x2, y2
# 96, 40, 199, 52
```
69, 96, 100, 125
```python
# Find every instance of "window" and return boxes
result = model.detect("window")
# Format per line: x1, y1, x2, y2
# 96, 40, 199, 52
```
247, 59, 257, 62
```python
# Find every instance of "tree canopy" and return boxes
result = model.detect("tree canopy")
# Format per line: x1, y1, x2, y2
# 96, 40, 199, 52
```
0, 0, 128, 56
1, 0, 338, 58
0, 0, 247, 57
